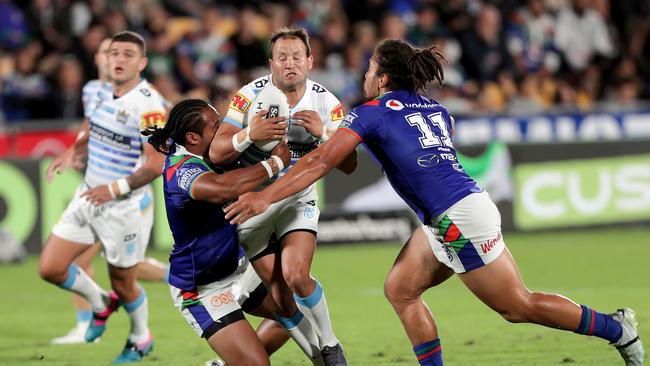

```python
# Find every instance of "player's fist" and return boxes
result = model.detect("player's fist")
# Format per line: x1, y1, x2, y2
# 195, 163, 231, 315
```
292, 110, 325, 139
249, 109, 288, 142
81, 185, 114, 205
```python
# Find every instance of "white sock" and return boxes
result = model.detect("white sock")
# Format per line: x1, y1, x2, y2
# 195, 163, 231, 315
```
275, 310, 323, 365
59, 264, 108, 313
123, 286, 149, 343
294, 281, 339, 348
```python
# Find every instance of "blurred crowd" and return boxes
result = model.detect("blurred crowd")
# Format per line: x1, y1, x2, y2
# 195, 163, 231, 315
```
0, 0, 649, 123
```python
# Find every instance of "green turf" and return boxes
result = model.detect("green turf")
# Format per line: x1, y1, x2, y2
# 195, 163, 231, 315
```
0, 227, 648, 365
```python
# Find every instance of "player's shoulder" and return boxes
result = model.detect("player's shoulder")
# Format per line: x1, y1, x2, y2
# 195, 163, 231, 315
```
127, 79, 166, 108
243, 75, 271, 95
82, 79, 101, 94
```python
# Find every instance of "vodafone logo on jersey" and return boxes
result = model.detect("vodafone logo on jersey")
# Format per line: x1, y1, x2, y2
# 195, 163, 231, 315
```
386, 99, 404, 110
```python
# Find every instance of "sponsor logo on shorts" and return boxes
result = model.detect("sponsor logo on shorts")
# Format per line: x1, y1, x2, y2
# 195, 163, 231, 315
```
480, 232, 502, 254
443, 245, 454, 262
304, 207, 316, 219
210, 292, 235, 307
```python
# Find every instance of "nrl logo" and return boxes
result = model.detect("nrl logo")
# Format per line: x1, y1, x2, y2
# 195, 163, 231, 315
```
117, 109, 129, 124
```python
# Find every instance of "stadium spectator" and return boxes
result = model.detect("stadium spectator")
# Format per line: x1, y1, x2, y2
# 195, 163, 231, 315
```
50, 56, 84, 119
507, 0, 559, 74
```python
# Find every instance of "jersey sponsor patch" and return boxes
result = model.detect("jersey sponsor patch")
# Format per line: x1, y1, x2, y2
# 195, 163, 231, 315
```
229, 93, 251, 113
141, 111, 166, 130
329, 103, 344, 121
139, 88, 151, 97
312, 84, 326, 93
338, 111, 357, 129
178, 167, 205, 191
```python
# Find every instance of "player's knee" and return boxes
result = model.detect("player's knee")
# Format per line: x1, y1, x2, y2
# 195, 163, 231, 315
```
282, 264, 312, 294
109, 278, 136, 299
496, 298, 532, 323
38, 262, 65, 284
242, 355, 270, 366
384, 276, 411, 307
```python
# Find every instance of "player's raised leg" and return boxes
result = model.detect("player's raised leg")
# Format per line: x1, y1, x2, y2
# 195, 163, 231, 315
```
384, 227, 453, 366
459, 248, 644, 365
50, 243, 102, 344
39, 235, 114, 336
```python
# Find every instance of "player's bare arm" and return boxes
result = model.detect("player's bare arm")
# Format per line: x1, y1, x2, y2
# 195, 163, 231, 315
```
81, 143, 165, 205
208, 109, 288, 165
224, 129, 360, 224
46, 120, 90, 182
194, 142, 290, 205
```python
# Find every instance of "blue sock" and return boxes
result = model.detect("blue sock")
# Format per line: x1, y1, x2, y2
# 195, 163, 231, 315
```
76, 309, 92, 323
413, 338, 443, 366
575, 305, 622, 343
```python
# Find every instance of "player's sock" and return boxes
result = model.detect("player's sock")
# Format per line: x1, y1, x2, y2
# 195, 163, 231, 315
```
58, 264, 109, 312
275, 310, 322, 363
413, 338, 443, 366
76, 309, 92, 324
294, 280, 339, 348
574, 304, 622, 343
123, 286, 149, 343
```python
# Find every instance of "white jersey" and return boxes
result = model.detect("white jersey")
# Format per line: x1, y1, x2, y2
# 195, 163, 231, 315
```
85, 79, 166, 188
224, 75, 344, 179
82, 80, 112, 118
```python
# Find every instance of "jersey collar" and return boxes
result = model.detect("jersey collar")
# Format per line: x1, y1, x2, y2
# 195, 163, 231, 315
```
173, 143, 204, 160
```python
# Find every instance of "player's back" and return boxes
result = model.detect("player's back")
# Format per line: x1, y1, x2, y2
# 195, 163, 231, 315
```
342, 90, 480, 223
85, 79, 165, 188
162, 148, 242, 291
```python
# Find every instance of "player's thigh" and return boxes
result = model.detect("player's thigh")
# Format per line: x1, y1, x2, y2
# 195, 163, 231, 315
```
236, 260, 277, 319
73, 243, 102, 272
94, 192, 152, 269
385, 226, 454, 300
280, 230, 316, 279
207, 319, 269, 366
251, 253, 296, 314
237, 206, 278, 259
458, 248, 530, 314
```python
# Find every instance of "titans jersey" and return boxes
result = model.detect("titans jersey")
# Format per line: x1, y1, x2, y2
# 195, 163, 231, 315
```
163, 145, 244, 291
85, 79, 166, 188
82, 80, 112, 118
224, 75, 344, 183
339, 90, 481, 224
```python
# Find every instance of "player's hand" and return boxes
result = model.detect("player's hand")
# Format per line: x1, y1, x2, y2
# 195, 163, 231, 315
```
81, 185, 114, 205
249, 109, 288, 141
224, 191, 270, 224
45, 149, 75, 183
270, 140, 291, 167
292, 110, 326, 139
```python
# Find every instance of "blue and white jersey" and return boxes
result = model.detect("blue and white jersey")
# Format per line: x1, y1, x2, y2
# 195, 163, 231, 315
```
81, 80, 112, 119
85, 79, 166, 188
339, 90, 481, 224
224, 75, 344, 186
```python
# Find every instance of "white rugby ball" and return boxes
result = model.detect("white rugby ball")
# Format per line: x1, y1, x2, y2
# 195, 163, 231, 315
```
246, 82, 291, 152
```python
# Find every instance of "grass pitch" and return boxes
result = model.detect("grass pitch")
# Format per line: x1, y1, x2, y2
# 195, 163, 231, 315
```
0, 227, 648, 365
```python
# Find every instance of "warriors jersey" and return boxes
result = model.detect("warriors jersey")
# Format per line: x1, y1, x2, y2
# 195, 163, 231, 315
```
85, 79, 166, 188
224, 75, 344, 182
163, 145, 244, 291
339, 90, 481, 224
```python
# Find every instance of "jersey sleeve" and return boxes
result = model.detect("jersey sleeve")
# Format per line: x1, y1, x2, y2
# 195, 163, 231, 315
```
224, 77, 266, 129
175, 159, 212, 200
81, 81, 98, 118
337, 105, 383, 143
323, 91, 345, 131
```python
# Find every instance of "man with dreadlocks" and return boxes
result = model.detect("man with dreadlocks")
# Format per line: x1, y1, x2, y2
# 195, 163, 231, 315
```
224, 39, 644, 366
147, 98, 317, 366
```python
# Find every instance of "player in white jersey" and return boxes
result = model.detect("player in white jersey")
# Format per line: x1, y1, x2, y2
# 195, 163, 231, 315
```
45, 38, 169, 346
40, 31, 166, 364
210, 28, 356, 366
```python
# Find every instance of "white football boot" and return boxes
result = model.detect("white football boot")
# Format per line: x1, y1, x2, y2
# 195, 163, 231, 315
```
612, 308, 645, 366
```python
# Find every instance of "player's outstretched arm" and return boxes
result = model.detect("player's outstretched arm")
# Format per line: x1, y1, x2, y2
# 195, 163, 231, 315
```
208, 110, 287, 165
224, 129, 360, 224
195, 142, 291, 204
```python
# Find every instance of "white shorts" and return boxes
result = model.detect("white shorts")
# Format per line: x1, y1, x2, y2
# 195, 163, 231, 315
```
169, 258, 265, 339
237, 185, 319, 258
52, 183, 154, 268
423, 191, 505, 273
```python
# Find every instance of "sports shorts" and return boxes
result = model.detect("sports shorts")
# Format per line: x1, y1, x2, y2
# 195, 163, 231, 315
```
52, 183, 154, 268
423, 191, 505, 273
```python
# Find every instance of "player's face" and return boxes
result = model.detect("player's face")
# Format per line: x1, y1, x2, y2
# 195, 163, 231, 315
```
108, 41, 147, 86
198, 105, 220, 154
95, 39, 112, 80
269, 38, 313, 92
363, 58, 381, 99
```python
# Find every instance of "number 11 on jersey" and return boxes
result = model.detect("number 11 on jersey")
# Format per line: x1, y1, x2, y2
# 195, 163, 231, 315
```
405, 112, 452, 149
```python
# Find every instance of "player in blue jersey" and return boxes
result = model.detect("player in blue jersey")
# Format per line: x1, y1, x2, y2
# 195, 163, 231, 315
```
40, 31, 167, 364
147, 98, 295, 365
225, 40, 644, 366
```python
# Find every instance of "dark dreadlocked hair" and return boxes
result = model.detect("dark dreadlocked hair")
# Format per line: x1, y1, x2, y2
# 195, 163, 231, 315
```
145, 99, 211, 155
374, 39, 446, 92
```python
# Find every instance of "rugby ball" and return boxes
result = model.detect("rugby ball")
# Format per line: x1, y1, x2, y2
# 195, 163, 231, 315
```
246, 82, 291, 152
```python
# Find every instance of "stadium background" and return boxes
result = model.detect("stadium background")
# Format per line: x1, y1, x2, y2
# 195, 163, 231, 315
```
0, 0, 648, 365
